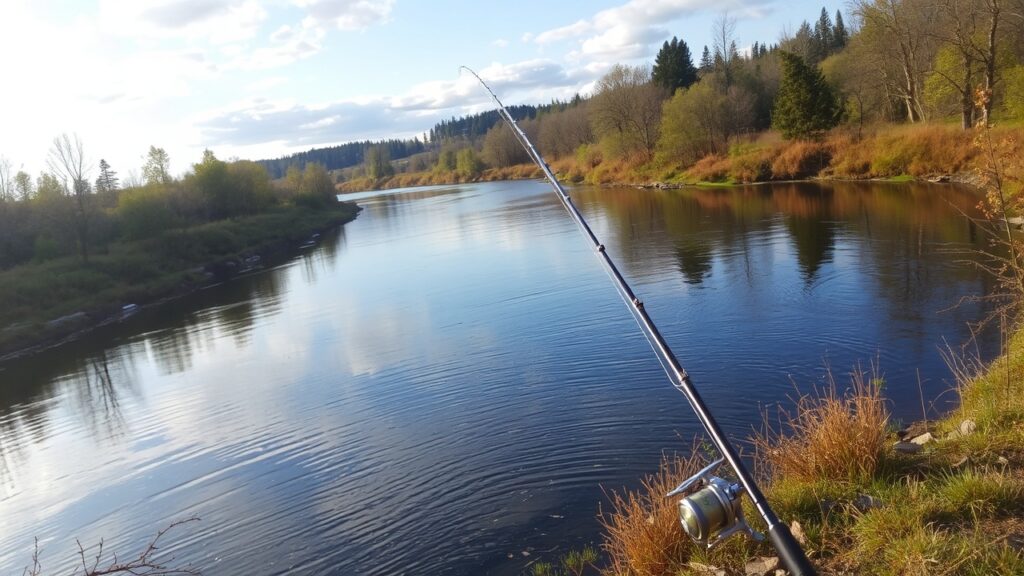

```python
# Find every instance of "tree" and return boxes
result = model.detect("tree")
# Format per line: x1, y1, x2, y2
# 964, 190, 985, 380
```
95, 159, 119, 194
0, 156, 12, 202
699, 45, 713, 73
365, 145, 395, 179
712, 12, 738, 74
14, 170, 33, 201
815, 8, 835, 59
143, 146, 171, 185
436, 147, 457, 171
834, 10, 849, 50
590, 64, 666, 159
190, 149, 231, 218
854, 0, 937, 123
482, 123, 529, 167
455, 148, 483, 178
299, 162, 336, 207
652, 37, 698, 92
47, 133, 93, 262
773, 52, 841, 139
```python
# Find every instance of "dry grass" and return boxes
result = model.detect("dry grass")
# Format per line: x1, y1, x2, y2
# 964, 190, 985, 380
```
752, 368, 890, 484
770, 141, 833, 180
597, 452, 704, 576
685, 154, 732, 183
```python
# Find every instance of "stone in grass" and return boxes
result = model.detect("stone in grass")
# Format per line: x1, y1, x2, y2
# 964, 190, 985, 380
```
898, 421, 933, 441
910, 432, 935, 445
893, 441, 922, 454
854, 494, 884, 511
745, 556, 780, 575
960, 419, 977, 436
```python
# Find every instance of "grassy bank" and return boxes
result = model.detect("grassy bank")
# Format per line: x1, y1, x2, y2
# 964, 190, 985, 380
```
583, 323, 1024, 576
0, 202, 359, 359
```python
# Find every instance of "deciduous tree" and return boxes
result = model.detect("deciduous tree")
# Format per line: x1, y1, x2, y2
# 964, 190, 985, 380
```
47, 133, 93, 262
590, 64, 666, 160
143, 145, 171, 185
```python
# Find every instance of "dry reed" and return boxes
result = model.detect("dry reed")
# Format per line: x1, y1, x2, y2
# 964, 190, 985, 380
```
753, 368, 890, 484
597, 452, 705, 576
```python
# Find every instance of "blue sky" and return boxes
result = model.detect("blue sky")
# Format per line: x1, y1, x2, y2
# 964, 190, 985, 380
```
0, 0, 841, 179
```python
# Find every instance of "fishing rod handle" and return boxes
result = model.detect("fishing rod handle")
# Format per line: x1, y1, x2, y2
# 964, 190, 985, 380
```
769, 524, 816, 576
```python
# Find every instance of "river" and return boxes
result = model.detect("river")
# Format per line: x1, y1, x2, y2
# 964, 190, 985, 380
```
0, 180, 1001, 574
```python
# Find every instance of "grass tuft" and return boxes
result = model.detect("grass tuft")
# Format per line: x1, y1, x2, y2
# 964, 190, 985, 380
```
753, 368, 889, 484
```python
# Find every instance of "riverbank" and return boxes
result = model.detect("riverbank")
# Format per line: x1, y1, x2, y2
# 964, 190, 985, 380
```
587, 320, 1024, 575
0, 202, 360, 362
338, 124, 1023, 194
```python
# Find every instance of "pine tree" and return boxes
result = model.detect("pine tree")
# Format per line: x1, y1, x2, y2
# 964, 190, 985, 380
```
772, 52, 840, 139
833, 10, 847, 51
699, 45, 713, 73
95, 158, 119, 193
652, 37, 697, 91
814, 7, 834, 58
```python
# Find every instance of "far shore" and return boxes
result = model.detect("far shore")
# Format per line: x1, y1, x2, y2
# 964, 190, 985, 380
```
0, 203, 360, 363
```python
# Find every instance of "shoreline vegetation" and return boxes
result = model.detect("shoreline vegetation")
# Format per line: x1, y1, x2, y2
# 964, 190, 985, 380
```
0, 202, 359, 362
337, 123, 1022, 194
0, 144, 361, 362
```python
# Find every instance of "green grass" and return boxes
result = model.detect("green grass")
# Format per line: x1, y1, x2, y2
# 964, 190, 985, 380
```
0, 202, 358, 355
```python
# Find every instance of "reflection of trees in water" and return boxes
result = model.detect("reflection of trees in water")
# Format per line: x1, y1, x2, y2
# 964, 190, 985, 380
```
0, 344, 140, 486
74, 348, 139, 441
675, 241, 714, 284
573, 181, 992, 296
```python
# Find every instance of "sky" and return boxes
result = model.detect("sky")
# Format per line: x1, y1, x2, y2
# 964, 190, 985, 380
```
0, 0, 840, 179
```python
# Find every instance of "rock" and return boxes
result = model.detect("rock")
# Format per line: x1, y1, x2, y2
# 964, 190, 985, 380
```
854, 494, 884, 511
745, 556, 780, 575
774, 571, 787, 576
790, 521, 806, 545
960, 419, 977, 437
688, 562, 726, 576
893, 441, 922, 454
910, 432, 935, 445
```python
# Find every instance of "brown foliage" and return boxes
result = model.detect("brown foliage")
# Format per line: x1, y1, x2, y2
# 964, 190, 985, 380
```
770, 141, 833, 180
752, 368, 889, 484
598, 453, 704, 576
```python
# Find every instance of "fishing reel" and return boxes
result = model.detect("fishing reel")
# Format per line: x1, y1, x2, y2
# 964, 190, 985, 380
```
666, 458, 764, 548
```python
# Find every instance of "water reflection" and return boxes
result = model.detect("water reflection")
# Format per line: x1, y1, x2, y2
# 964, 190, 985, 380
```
0, 180, 1003, 575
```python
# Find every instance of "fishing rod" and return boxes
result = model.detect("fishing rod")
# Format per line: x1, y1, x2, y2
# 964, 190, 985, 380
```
460, 66, 815, 576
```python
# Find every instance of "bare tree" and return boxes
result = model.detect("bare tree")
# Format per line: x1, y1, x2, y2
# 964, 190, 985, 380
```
0, 156, 12, 202
853, 0, 937, 123
47, 133, 93, 262
590, 64, 667, 160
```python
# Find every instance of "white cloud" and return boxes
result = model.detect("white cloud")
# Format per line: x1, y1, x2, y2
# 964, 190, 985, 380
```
196, 59, 584, 153
534, 19, 591, 44
530, 0, 774, 62
292, 0, 395, 30
230, 21, 325, 69
491, 38, 509, 48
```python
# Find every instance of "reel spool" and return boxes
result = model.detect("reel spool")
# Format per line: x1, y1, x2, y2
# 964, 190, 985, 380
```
666, 458, 764, 548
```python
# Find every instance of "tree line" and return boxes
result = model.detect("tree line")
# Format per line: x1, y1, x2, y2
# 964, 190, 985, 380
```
0, 139, 341, 270
362, 1, 1023, 179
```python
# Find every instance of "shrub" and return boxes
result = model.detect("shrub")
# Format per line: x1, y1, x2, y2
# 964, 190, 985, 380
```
753, 368, 889, 484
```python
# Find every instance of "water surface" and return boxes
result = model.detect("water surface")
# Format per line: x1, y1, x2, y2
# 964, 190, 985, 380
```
0, 181, 1000, 574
